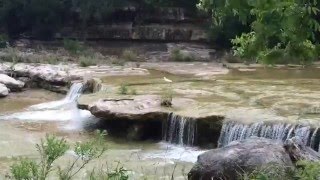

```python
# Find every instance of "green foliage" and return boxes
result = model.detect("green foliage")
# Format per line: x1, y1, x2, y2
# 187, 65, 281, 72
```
240, 163, 293, 180
107, 166, 129, 180
11, 159, 39, 180
0, 34, 8, 48
89, 163, 129, 180
295, 161, 320, 180
10, 132, 109, 180
161, 88, 173, 107
239, 161, 320, 180
199, 0, 320, 65
118, 84, 137, 95
170, 48, 195, 62
79, 56, 97, 67
10, 135, 69, 180
37, 135, 70, 179
58, 140, 105, 180
2, 47, 21, 63
231, 32, 258, 61
121, 50, 139, 62
119, 84, 129, 95
63, 39, 85, 55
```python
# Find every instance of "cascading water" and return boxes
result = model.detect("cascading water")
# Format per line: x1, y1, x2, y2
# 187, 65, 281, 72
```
218, 121, 320, 152
29, 82, 83, 110
0, 82, 96, 130
162, 113, 196, 146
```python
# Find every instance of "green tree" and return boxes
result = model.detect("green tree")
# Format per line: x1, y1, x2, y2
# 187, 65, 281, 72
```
199, 0, 320, 65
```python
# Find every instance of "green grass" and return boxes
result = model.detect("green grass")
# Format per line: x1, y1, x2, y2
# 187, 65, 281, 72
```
79, 56, 97, 67
63, 39, 85, 55
161, 88, 173, 107
121, 50, 139, 62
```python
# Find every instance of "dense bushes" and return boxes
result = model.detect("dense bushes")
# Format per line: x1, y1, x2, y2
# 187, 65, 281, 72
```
199, 0, 320, 65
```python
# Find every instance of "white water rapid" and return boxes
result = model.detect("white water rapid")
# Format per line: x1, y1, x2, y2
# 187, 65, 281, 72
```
0, 83, 96, 130
218, 121, 320, 152
162, 113, 197, 146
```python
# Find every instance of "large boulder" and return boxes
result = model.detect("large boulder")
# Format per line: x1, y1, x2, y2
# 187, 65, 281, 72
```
0, 83, 9, 97
188, 137, 294, 180
0, 74, 24, 91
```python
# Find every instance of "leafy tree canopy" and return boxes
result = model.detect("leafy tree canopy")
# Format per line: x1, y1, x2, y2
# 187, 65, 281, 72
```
199, 0, 320, 64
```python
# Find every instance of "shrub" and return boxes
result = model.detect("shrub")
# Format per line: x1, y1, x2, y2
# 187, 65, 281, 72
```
295, 161, 320, 180
239, 164, 294, 180
89, 163, 129, 180
11, 159, 39, 180
63, 39, 84, 55
10, 131, 107, 180
45, 55, 59, 65
79, 56, 97, 67
110, 57, 126, 66
2, 47, 21, 63
121, 50, 139, 62
118, 84, 129, 95
161, 89, 173, 107
36, 135, 70, 179
0, 34, 9, 48
170, 48, 194, 62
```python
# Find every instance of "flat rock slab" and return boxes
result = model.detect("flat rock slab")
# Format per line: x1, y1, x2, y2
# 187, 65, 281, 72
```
140, 62, 229, 77
83, 94, 201, 120
89, 95, 164, 120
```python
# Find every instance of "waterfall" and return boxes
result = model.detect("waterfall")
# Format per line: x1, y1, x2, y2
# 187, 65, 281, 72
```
218, 121, 320, 152
64, 82, 84, 102
162, 113, 196, 146
29, 82, 83, 110
0, 82, 94, 126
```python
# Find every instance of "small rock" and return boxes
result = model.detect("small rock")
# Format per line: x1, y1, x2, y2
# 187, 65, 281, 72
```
0, 83, 9, 97
0, 74, 24, 91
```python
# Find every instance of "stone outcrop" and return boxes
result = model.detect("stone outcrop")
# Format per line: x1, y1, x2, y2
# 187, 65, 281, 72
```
0, 74, 24, 91
58, 8, 208, 42
189, 137, 320, 180
0, 63, 149, 93
0, 83, 9, 97
88, 95, 167, 121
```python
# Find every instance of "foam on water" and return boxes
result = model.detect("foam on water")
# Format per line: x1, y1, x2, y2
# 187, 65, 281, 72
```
143, 142, 206, 163
28, 82, 83, 110
218, 121, 320, 152
0, 82, 96, 130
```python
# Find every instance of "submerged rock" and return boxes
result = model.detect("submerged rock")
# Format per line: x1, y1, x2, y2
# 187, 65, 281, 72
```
188, 137, 294, 180
0, 83, 9, 97
0, 74, 24, 91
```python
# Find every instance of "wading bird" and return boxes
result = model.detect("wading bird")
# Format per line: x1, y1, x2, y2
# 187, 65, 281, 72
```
163, 77, 173, 83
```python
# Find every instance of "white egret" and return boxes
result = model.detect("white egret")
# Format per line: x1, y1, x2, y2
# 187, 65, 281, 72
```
163, 77, 173, 83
